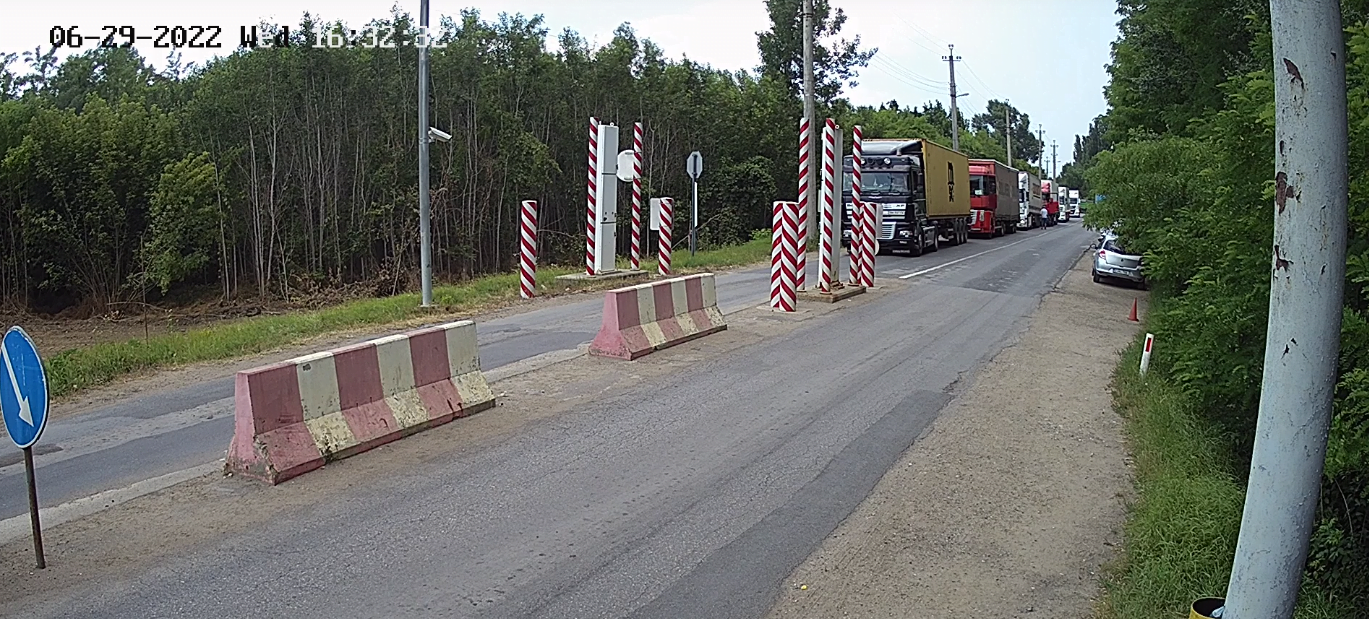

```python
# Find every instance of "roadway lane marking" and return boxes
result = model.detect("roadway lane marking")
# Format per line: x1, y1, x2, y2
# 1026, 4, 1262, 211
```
899, 237, 1035, 280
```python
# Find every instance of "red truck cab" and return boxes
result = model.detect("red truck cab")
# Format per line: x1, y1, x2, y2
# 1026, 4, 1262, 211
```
969, 159, 1019, 237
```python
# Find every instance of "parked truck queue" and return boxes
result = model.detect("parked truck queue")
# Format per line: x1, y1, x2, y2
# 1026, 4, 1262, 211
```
839, 136, 1071, 257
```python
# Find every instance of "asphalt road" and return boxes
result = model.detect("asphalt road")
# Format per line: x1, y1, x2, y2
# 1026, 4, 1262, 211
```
0, 223, 1092, 530
13, 223, 1096, 618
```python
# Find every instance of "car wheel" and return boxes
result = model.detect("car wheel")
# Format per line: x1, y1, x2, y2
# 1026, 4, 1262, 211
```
1092, 270, 1102, 283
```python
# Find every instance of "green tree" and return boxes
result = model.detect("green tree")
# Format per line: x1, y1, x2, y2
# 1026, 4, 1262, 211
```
756, 0, 876, 104
141, 152, 223, 293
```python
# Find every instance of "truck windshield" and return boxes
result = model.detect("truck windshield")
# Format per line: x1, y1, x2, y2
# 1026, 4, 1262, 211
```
970, 175, 996, 196
843, 171, 909, 194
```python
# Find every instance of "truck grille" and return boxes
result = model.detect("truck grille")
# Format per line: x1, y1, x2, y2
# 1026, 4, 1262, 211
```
881, 223, 895, 240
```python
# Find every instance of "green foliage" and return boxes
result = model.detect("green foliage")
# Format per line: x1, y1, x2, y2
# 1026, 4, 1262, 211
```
699, 156, 778, 247
142, 153, 222, 293
757, 0, 875, 104
1103, 342, 1349, 619
969, 99, 1043, 164
3, 96, 176, 308
1095, 15, 1369, 615
841, 101, 947, 142
43, 237, 773, 397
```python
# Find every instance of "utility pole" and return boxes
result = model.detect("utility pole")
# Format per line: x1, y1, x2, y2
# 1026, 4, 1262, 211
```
1223, 1, 1348, 617
1004, 102, 1013, 165
417, 0, 433, 307
802, 0, 818, 244
1037, 125, 1045, 170
942, 44, 962, 151
1050, 141, 1058, 180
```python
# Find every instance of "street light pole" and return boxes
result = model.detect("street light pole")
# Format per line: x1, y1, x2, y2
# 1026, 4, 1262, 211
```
1005, 102, 1012, 165
802, 0, 817, 246
1224, 1, 1349, 616
417, 0, 433, 307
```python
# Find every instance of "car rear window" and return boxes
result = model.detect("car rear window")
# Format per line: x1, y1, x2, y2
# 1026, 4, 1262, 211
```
1103, 239, 1130, 254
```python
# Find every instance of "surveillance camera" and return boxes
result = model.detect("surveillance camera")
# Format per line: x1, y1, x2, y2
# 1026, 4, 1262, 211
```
428, 127, 452, 143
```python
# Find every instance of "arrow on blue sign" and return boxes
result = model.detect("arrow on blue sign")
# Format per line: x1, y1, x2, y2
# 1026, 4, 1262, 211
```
0, 327, 49, 449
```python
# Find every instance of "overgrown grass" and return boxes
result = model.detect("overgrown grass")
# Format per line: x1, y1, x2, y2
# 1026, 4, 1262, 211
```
659, 234, 772, 271
44, 236, 773, 398
1100, 338, 1349, 619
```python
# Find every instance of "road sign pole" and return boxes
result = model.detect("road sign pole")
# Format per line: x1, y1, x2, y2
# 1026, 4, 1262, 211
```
690, 180, 698, 256
685, 151, 703, 257
2, 326, 52, 569
23, 446, 44, 569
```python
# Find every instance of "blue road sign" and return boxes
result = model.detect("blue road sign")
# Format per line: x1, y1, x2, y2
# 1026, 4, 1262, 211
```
1, 327, 49, 449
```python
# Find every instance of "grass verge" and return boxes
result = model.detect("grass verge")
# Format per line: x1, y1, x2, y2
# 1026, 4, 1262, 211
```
45, 236, 772, 398
1100, 338, 1348, 619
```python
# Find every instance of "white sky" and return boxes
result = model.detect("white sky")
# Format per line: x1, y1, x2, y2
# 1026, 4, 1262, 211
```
1, 1, 1119, 167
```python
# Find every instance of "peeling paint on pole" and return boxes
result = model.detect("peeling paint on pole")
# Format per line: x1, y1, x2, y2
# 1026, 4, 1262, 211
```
1224, 2, 1349, 616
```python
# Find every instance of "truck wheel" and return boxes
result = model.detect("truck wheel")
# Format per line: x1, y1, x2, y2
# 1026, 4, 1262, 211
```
930, 233, 940, 252
910, 233, 924, 257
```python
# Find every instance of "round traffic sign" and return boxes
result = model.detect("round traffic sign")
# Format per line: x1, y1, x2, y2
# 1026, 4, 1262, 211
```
1, 326, 49, 449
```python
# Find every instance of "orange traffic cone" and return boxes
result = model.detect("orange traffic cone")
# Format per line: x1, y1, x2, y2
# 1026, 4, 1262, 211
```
1128, 298, 1139, 322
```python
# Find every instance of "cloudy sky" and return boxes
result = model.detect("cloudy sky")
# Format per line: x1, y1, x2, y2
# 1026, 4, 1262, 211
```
2, 1, 1120, 167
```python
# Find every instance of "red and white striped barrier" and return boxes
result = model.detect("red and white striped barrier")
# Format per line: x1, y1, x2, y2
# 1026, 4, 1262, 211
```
519, 200, 538, 299
587, 117, 600, 276
589, 274, 728, 360
1140, 333, 1154, 375
771, 201, 787, 310
770, 201, 797, 311
849, 125, 864, 285
860, 199, 876, 288
658, 197, 674, 276
225, 321, 496, 484
630, 122, 645, 271
796, 117, 811, 291
819, 119, 838, 292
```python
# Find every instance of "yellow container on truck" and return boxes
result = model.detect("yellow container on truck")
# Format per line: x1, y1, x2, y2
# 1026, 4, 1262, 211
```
919, 139, 972, 219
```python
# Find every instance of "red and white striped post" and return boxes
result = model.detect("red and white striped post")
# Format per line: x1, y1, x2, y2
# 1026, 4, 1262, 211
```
796, 117, 811, 291
658, 197, 674, 276
630, 122, 645, 271
783, 201, 799, 308
860, 199, 876, 287
849, 125, 864, 285
586, 117, 600, 276
519, 200, 538, 299
1140, 333, 1154, 375
770, 201, 796, 312
819, 118, 838, 292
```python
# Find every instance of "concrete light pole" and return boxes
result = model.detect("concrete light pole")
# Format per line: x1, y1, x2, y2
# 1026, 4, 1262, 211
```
802, 0, 817, 245
1224, 1, 1349, 616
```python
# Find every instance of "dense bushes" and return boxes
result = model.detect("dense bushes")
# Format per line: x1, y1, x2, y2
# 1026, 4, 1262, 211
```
1088, 10, 1369, 612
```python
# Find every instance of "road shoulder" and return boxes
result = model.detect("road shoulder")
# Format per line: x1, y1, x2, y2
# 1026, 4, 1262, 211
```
766, 253, 1143, 618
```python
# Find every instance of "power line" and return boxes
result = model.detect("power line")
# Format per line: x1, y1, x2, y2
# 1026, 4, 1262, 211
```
867, 60, 950, 98
868, 55, 946, 90
871, 55, 946, 88
958, 59, 1005, 103
896, 15, 949, 50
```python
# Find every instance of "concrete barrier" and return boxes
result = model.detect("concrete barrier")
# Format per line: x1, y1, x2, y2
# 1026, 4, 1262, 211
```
589, 273, 727, 360
225, 320, 495, 484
